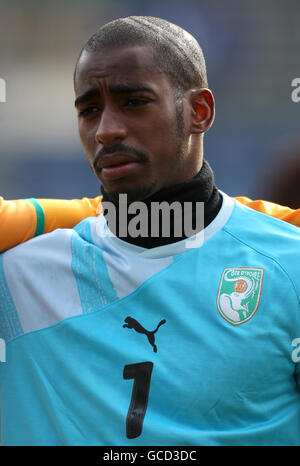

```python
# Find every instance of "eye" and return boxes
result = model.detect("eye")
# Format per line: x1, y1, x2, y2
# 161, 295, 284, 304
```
124, 98, 150, 107
78, 106, 100, 118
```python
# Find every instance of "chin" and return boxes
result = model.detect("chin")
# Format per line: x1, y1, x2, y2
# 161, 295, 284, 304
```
103, 182, 158, 204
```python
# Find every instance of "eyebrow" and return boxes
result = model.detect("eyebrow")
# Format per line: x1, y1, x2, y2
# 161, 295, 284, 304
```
74, 88, 99, 108
74, 84, 155, 108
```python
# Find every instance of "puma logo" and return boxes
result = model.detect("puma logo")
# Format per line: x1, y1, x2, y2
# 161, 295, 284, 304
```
123, 317, 166, 352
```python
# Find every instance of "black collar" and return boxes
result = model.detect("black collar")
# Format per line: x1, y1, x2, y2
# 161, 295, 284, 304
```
101, 160, 222, 248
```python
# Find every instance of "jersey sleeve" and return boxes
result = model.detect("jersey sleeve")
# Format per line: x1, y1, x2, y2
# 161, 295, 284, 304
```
235, 197, 300, 227
38, 196, 102, 233
0, 196, 102, 253
0, 197, 38, 253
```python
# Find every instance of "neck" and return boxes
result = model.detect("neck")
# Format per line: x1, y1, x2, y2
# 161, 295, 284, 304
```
101, 159, 222, 248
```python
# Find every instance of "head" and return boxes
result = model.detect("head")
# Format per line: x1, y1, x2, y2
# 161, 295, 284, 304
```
74, 16, 215, 202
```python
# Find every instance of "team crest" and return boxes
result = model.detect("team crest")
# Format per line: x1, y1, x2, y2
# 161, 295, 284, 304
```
217, 267, 264, 325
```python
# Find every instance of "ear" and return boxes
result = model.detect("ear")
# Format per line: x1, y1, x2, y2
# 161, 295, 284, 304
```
188, 88, 215, 134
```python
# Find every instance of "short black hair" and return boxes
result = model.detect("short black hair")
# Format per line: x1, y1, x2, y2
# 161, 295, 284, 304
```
75, 16, 208, 93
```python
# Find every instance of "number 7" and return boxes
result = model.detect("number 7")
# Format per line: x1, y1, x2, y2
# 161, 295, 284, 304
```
123, 361, 153, 439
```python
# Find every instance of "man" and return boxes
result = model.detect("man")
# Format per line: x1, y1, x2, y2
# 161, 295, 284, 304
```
0, 16, 299, 446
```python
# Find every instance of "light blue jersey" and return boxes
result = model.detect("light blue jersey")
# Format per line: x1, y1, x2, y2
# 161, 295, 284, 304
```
0, 193, 300, 446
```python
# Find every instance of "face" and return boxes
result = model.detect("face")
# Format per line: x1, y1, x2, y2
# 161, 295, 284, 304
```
74, 44, 198, 202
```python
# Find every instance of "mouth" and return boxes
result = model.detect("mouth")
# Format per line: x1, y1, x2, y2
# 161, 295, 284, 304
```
94, 153, 143, 181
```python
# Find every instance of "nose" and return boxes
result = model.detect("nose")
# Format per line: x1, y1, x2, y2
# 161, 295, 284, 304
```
95, 105, 127, 146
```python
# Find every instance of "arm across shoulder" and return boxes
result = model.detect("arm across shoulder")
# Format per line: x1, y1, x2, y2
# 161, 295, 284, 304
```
235, 196, 300, 226
0, 195, 298, 253
0, 196, 102, 253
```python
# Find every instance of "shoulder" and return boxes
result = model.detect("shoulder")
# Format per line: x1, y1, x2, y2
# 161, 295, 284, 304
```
0, 223, 96, 325
222, 194, 300, 296
0, 223, 92, 281
0, 228, 72, 280
1, 215, 99, 266
228, 196, 300, 246
235, 196, 300, 227
0, 216, 106, 277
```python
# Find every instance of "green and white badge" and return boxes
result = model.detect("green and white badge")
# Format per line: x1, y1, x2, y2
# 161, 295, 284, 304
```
217, 267, 264, 325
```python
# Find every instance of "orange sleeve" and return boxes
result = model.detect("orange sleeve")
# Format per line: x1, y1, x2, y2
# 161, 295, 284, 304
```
0, 197, 37, 252
235, 197, 300, 227
0, 196, 102, 253
38, 196, 102, 233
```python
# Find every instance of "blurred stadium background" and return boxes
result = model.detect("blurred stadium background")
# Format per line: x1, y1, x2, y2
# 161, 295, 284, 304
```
0, 0, 299, 207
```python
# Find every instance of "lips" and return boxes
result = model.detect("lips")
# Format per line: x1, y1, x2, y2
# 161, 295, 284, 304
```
95, 153, 141, 180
